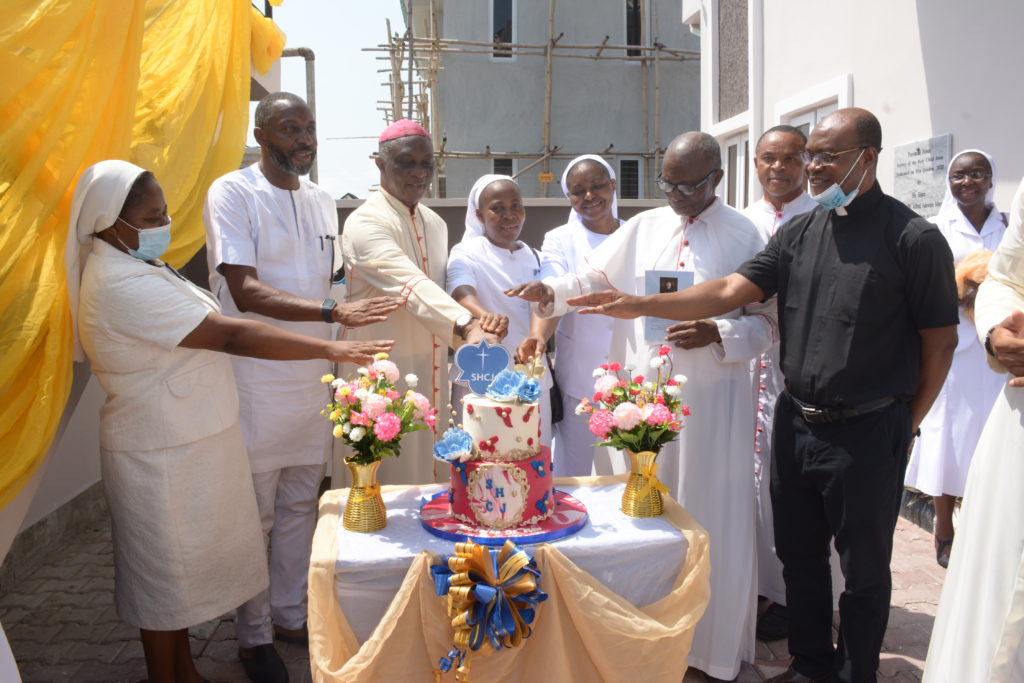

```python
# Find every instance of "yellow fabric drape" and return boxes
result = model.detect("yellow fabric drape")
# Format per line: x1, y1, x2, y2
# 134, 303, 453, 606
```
0, 1, 285, 509
308, 475, 712, 682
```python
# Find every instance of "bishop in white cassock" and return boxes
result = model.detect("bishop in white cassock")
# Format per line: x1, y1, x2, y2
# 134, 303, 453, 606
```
509, 133, 776, 680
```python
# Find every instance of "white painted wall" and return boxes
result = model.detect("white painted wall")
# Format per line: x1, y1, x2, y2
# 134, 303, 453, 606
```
695, 0, 1024, 211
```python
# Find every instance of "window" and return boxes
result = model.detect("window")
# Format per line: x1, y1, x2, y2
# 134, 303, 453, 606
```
493, 158, 514, 176
437, 175, 447, 199
716, 0, 749, 121
492, 0, 514, 59
619, 159, 640, 199
785, 102, 837, 138
722, 133, 750, 208
625, 0, 642, 57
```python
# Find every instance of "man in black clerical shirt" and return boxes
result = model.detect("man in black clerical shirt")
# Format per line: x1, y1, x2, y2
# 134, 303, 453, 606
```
566, 108, 959, 683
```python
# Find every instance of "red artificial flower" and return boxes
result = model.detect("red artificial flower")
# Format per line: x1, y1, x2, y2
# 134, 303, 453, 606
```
658, 345, 671, 357
682, 405, 691, 416
599, 363, 609, 371
633, 374, 645, 384
666, 378, 678, 386
593, 392, 603, 403
655, 394, 666, 404
608, 362, 622, 372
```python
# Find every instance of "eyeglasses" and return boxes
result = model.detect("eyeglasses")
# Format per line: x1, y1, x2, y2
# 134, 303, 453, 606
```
656, 169, 718, 196
950, 170, 992, 183
799, 146, 866, 166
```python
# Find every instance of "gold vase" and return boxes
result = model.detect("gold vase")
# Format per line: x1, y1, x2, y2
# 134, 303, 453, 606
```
343, 459, 387, 532
621, 450, 664, 518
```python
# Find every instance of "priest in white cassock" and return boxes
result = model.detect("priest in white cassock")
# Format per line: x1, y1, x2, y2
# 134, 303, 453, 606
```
508, 132, 776, 680
741, 125, 840, 643
342, 120, 497, 486
923, 175, 1024, 683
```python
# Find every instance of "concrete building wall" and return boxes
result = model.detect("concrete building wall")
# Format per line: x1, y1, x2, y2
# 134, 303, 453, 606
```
432, 0, 700, 198
695, 0, 1024, 210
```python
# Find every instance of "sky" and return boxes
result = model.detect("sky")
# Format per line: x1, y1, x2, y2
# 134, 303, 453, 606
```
250, 2, 409, 199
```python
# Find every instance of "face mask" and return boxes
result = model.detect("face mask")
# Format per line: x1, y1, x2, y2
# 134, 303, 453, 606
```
810, 149, 869, 211
116, 217, 172, 261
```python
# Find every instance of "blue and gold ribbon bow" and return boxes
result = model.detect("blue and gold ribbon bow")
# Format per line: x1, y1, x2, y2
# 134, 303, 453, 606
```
430, 540, 547, 681
637, 462, 669, 500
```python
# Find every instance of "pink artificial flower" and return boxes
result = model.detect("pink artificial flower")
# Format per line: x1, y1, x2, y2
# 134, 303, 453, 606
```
385, 389, 400, 401
594, 374, 619, 395
633, 374, 645, 384
588, 409, 615, 439
658, 345, 671, 357
608, 362, 622, 372
373, 412, 402, 441
592, 392, 603, 403
350, 411, 369, 426
409, 392, 432, 417
654, 394, 666, 405
681, 405, 691, 416
612, 402, 643, 430
371, 359, 400, 383
643, 403, 672, 426
362, 393, 388, 419
425, 411, 438, 430
666, 378, 678, 386
599, 363, 610, 371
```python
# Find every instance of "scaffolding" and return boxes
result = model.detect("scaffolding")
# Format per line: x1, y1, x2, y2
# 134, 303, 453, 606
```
365, 0, 699, 198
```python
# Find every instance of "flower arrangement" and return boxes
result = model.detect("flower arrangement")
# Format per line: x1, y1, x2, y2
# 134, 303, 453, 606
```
321, 353, 437, 465
576, 345, 690, 453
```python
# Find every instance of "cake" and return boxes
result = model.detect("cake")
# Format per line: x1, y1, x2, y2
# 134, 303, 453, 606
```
433, 369, 554, 531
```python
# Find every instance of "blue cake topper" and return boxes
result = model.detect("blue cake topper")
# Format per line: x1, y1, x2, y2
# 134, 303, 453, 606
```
453, 340, 512, 395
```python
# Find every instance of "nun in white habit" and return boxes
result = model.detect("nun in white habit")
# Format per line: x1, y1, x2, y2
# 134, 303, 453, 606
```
447, 174, 552, 445
904, 149, 1007, 566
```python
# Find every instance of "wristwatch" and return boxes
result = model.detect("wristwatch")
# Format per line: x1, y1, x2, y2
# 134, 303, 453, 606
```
984, 326, 996, 357
454, 313, 478, 339
321, 298, 337, 323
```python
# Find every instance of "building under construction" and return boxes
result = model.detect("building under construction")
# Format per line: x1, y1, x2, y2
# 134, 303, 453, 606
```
371, 0, 701, 199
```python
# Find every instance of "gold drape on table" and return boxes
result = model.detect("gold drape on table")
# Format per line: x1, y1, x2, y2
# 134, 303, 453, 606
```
308, 475, 711, 682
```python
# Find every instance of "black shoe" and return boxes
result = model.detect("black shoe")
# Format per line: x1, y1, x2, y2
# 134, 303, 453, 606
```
239, 643, 289, 683
756, 602, 789, 642
765, 668, 830, 682
274, 623, 309, 645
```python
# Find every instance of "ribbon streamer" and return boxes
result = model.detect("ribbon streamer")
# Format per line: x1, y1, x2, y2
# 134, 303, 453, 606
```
431, 540, 547, 681
637, 462, 669, 500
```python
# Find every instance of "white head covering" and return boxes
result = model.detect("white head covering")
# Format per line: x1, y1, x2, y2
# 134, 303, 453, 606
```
937, 148, 997, 219
559, 154, 619, 228
463, 174, 517, 242
64, 159, 149, 361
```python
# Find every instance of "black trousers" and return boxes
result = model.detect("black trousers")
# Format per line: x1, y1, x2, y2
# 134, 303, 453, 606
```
771, 393, 912, 683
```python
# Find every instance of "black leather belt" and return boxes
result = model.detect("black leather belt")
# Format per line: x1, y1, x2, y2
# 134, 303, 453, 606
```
789, 394, 896, 425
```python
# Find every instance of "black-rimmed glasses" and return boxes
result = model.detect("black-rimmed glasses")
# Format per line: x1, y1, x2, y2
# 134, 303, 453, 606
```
656, 169, 718, 196
800, 146, 866, 166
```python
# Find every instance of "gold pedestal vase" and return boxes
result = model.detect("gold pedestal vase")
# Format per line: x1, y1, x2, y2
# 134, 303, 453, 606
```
621, 449, 666, 518
343, 459, 387, 532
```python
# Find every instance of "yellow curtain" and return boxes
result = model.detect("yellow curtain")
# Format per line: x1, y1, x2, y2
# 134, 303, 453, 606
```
0, 1, 285, 509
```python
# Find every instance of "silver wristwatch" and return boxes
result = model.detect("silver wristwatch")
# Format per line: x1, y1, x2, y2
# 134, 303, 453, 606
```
454, 313, 477, 339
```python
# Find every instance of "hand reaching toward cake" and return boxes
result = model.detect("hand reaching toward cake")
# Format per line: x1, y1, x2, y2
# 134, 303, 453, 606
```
505, 281, 554, 309
567, 289, 643, 318
477, 311, 510, 339
332, 296, 403, 327
516, 335, 547, 364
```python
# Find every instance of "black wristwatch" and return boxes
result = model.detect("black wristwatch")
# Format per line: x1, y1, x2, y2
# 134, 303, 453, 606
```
321, 298, 337, 323
984, 326, 997, 357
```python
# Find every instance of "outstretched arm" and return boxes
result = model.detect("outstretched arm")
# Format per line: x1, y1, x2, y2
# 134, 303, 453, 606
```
569, 272, 766, 322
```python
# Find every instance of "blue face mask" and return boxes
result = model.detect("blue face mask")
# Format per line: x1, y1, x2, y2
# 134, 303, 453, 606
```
116, 217, 172, 261
810, 149, 869, 211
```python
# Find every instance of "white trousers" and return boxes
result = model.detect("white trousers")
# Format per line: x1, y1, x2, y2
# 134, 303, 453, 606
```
552, 392, 626, 477
235, 463, 325, 647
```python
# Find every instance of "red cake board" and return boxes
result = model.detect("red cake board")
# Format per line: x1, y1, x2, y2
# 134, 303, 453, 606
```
420, 489, 588, 546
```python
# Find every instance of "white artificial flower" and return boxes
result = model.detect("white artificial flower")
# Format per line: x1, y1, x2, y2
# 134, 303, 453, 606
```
350, 426, 366, 442
665, 385, 682, 397
674, 374, 688, 386
330, 378, 345, 388
649, 357, 664, 368
354, 388, 370, 400
357, 367, 370, 376
643, 382, 655, 390
405, 373, 419, 388
592, 368, 605, 377
624, 363, 637, 372
574, 403, 587, 415
342, 422, 352, 434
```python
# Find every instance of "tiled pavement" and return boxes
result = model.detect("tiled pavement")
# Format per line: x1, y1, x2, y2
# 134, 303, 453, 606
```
2, 512, 943, 682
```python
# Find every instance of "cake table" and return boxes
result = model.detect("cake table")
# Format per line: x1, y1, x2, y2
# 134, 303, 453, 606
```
307, 474, 711, 682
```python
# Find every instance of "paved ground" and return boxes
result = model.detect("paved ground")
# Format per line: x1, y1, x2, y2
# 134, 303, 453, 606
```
2, 512, 942, 682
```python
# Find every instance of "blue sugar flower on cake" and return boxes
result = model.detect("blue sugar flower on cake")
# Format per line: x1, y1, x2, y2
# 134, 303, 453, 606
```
485, 369, 526, 402
517, 378, 541, 403
433, 427, 475, 463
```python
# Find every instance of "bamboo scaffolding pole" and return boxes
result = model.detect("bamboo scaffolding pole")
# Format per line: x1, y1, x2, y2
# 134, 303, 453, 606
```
370, 47, 693, 63
365, 37, 698, 57
642, 53, 650, 198
653, 42, 663, 187
511, 146, 562, 180
540, 0, 557, 198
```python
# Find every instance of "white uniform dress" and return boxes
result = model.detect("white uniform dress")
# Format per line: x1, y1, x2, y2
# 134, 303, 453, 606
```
204, 163, 337, 646
742, 192, 845, 607
539, 219, 622, 476
905, 206, 1006, 497
540, 199, 776, 679
924, 177, 1024, 682
446, 235, 552, 444
78, 240, 267, 630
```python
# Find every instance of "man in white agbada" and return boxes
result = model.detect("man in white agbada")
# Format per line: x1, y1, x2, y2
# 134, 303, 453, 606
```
509, 132, 776, 680
741, 125, 841, 642
520, 155, 624, 476
204, 92, 400, 679
342, 119, 498, 485
905, 149, 1006, 568
923, 175, 1024, 683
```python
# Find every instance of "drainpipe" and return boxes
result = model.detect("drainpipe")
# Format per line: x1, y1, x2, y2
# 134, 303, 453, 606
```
282, 47, 318, 183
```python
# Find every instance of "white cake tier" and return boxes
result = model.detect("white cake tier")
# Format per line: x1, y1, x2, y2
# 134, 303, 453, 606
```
461, 394, 541, 461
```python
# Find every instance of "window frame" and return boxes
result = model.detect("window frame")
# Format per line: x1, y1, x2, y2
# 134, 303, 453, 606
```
489, 0, 517, 62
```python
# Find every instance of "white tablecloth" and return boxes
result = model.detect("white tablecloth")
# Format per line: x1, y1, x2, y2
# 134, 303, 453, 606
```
334, 482, 688, 642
